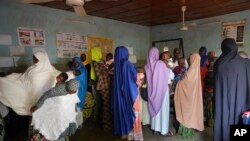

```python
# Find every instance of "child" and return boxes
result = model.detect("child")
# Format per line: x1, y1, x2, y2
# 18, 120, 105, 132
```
56, 72, 68, 85
160, 51, 174, 69
30, 79, 79, 112
172, 58, 187, 92
66, 70, 81, 81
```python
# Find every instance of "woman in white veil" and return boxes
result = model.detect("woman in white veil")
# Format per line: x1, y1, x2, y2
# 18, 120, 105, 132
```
0, 51, 60, 115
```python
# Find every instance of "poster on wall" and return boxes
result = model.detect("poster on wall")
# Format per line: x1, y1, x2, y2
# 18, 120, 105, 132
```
222, 20, 245, 45
56, 32, 88, 58
17, 27, 45, 46
87, 35, 113, 60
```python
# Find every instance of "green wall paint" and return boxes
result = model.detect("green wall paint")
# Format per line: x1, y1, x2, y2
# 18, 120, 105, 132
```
151, 10, 250, 58
0, 0, 150, 66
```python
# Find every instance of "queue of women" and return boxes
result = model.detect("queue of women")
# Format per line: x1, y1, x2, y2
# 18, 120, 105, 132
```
0, 38, 249, 141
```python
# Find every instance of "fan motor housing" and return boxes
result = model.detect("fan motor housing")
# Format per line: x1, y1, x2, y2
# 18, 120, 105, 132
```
66, 0, 84, 6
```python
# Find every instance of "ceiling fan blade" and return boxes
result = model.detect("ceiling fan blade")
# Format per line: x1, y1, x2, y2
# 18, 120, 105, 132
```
19, 0, 55, 3
73, 5, 87, 16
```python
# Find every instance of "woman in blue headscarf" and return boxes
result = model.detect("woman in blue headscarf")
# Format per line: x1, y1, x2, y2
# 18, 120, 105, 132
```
71, 56, 87, 110
113, 46, 138, 139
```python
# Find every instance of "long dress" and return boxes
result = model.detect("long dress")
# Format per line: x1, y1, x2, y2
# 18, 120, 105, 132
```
174, 53, 204, 139
71, 57, 87, 110
151, 71, 174, 135
214, 38, 250, 141
113, 46, 138, 136
128, 96, 143, 141
93, 61, 112, 131
145, 47, 171, 135
31, 93, 79, 140
0, 51, 60, 115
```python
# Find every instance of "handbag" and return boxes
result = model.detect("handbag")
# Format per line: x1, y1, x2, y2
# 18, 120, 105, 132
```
140, 84, 148, 101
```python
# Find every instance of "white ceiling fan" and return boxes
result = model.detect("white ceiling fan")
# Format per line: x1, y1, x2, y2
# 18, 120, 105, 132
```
180, 5, 189, 31
19, 0, 118, 16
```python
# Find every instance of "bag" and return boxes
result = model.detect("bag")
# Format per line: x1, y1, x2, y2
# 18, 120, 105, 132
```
241, 110, 250, 125
140, 84, 148, 101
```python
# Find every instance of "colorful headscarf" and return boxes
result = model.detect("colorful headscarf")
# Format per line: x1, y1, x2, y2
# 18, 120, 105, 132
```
66, 79, 79, 92
71, 56, 87, 110
113, 46, 138, 136
174, 53, 204, 131
145, 47, 170, 117
90, 47, 102, 80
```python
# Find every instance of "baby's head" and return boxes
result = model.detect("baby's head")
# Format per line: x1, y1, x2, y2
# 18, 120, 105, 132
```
66, 79, 79, 94
56, 72, 68, 84
73, 70, 81, 76
178, 58, 185, 67
161, 51, 171, 61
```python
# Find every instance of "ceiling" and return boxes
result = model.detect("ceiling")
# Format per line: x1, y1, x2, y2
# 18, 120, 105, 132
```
35, 0, 250, 26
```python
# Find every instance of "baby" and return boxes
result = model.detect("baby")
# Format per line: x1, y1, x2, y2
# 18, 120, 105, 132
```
172, 58, 187, 91
66, 69, 81, 81
30, 79, 79, 113
160, 51, 174, 69
55, 72, 68, 85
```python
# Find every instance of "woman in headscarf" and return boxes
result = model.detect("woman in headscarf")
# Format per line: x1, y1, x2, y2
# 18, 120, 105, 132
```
80, 53, 91, 91
199, 46, 208, 92
113, 46, 142, 140
91, 47, 113, 131
214, 38, 250, 141
203, 51, 217, 127
174, 53, 204, 139
0, 51, 60, 115
71, 57, 87, 110
145, 47, 174, 136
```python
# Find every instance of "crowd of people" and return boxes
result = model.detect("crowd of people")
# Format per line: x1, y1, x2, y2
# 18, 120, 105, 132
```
0, 38, 249, 141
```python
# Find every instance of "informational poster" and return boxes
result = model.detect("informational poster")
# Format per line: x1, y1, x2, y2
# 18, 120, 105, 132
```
56, 32, 87, 58
222, 20, 245, 45
87, 35, 113, 60
17, 27, 45, 46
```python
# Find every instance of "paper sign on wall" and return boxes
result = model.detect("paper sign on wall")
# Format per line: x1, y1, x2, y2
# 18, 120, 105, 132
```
17, 27, 46, 46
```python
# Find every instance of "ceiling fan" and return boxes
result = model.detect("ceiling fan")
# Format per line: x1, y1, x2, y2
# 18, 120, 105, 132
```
19, 0, 118, 16
180, 5, 189, 31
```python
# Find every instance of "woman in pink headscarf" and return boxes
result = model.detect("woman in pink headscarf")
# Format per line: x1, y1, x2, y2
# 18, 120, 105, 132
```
145, 47, 174, 136
174, 53, 204, 139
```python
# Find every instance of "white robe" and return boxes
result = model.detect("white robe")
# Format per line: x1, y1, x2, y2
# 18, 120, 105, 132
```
31, 94, 80, 141
0, 51, 60, 115
151, 70, 174, 135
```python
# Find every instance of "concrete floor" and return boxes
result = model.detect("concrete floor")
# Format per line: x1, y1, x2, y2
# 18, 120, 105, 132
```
70, 118, 213, 141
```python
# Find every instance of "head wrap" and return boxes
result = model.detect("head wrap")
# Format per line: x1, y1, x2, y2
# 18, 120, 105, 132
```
66, 79, 79, 92
199, 46, 207, 67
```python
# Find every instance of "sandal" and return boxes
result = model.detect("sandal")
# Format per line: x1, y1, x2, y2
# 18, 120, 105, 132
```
164, 131, 175, 137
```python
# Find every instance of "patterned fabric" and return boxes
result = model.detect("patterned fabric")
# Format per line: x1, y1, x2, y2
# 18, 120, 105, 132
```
172, 66, 187, 92
93, 61, 112, 131
66, 79, 79, 91
82, 92, 95, 120
36, 83, 68, 108
128, 96, 143, 141
242, 111, 250, 125
93, 62, 110, 91
204, 59, 215, 127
